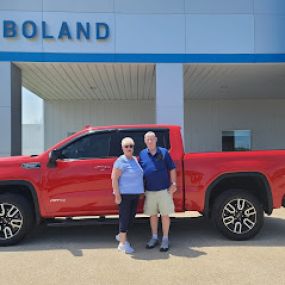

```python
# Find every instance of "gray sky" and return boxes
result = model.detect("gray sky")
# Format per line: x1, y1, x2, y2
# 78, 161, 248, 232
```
22, 87, 43, 124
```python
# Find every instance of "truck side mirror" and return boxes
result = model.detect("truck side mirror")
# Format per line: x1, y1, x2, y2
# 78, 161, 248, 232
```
47, 149, 61, 168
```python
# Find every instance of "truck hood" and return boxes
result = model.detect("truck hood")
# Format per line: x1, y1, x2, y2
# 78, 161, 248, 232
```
0, 155, 38, 166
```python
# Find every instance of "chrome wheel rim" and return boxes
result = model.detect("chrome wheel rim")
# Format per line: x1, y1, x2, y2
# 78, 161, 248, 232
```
222, 198, 257, 235
0, 203, 23, 240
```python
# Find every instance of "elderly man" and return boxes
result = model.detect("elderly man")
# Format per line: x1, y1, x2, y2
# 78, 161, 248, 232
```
139, 131, 177, 252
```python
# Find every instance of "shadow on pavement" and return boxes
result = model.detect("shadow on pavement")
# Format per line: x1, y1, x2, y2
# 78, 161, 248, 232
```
0, 214, 284, 260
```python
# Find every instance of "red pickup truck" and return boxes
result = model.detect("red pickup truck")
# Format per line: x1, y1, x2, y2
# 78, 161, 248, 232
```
0, 124, 284, 245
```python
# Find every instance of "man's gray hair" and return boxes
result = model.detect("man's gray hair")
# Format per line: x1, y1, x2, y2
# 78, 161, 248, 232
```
144, 131, 156, 138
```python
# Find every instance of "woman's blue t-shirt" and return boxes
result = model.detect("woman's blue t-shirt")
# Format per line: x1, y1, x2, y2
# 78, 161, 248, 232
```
113, 155, 144, 194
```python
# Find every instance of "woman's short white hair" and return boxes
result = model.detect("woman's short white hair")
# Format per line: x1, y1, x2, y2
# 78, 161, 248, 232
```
121, 137, 135, 147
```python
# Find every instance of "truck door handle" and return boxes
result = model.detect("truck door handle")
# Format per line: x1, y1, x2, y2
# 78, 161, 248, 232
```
94, 166, 111, 171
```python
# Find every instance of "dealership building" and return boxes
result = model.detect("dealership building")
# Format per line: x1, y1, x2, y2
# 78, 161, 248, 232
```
1, 0, 285, 156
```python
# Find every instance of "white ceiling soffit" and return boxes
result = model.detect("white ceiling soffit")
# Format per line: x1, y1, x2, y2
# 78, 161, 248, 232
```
16, 62, 285, 100
184, 63, 285, 99
16, 62, 156, 101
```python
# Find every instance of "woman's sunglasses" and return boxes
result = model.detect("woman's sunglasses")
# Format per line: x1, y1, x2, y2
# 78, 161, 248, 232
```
123, 144, 134, 149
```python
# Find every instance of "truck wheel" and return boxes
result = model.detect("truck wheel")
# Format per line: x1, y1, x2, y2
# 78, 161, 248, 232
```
0, 193, 35, 246
212, 189, 264, 240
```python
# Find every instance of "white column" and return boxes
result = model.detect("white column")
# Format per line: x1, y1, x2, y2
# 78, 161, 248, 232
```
0, 62, 22, 156
156, 63, 184, 135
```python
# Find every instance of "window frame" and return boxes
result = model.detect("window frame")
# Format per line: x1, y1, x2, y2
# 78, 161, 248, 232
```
57, 129, 116, 160
110, 128, 170, 157
222, 129, 252, 152
56, 128, 171, 160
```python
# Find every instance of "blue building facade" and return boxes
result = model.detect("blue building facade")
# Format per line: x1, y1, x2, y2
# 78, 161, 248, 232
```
1, 0, 285, 155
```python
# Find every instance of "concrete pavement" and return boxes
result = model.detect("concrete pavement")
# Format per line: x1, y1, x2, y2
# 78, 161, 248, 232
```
0, 209, 285, 285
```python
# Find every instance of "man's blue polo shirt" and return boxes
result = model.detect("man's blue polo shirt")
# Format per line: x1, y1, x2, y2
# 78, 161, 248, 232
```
139, 147, 176, 191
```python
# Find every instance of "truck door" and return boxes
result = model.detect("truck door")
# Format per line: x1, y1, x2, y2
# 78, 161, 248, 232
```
43, 130, 118, 215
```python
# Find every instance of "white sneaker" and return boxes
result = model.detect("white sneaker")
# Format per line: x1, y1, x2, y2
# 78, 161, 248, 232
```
118, 242, 135, 254
115, 234, 120, 242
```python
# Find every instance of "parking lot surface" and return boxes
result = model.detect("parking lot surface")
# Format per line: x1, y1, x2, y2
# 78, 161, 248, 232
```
0, 209, 285, 285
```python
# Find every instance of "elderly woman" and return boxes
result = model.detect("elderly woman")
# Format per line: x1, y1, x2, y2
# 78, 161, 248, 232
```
111, 137, 144, 254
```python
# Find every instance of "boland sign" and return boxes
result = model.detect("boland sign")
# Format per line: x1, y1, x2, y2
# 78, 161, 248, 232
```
2, 20, 110, 41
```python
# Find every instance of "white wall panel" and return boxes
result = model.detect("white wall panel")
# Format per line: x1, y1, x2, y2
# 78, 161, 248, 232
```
44, 100, 155, 149
185, 0, 253, 14
43, 0, 114, 13
114, 0, 185, 14
185, 99, 285, 152
1, 3, 285, 55
0, 62, 22, 156
0, 63, 11, 107
254, 0, 285, 14
0, 11, 43, 52
0, 107, 11, 155
115, 15, 185, 53
45, 98, 285, 153
255, 15, 285, 53
22, 124, 44, 155
0, 0, 42, 11
186, 15, 254, 53
156, 64, 184, 132
42, 12, 115, 53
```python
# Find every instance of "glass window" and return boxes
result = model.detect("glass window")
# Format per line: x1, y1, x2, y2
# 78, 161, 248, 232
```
222, 130, 251, 151
110, 129, 170, 157
60, 132, 112, 159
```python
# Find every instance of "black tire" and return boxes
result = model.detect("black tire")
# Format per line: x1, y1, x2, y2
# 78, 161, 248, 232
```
0, 193, 35, 246
212, 189, 264, 240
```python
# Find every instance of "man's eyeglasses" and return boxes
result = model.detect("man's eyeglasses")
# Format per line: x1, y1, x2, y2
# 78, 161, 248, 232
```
123, 145, 134, 149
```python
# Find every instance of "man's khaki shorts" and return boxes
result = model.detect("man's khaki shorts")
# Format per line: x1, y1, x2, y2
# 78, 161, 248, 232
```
144, 189, 175, 216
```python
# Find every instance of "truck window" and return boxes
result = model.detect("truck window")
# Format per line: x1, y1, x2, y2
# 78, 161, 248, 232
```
60, 132, 112, 159
110, 129, 170, 157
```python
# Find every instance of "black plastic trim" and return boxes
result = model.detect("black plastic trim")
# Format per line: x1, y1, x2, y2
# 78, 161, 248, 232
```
0, 180, 41, 224
204, 172, 273, 217
57, 129, 117, 152
117, 128, 169, 133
